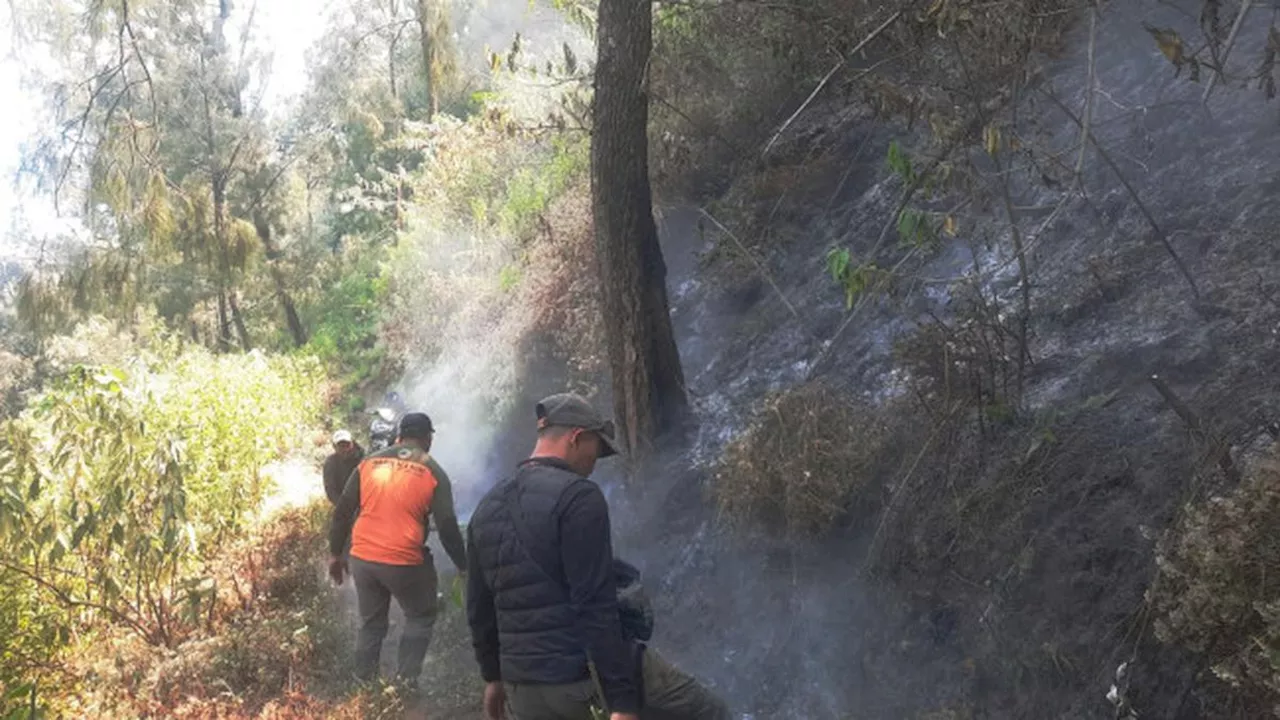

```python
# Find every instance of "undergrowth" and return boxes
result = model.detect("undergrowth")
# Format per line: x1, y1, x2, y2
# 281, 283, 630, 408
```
711, 380, 893, 536
38, 503, 411, 719
1149, 447, 1280, 713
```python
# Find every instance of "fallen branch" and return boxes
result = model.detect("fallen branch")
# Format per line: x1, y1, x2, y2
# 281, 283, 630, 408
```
1203, 0, 1254, 103
1148, 374, 1239, 482
1039, 87, 1201, 299
697, 207, 802, 321
1075, 1, 1098, 185
761, 10, 902, 156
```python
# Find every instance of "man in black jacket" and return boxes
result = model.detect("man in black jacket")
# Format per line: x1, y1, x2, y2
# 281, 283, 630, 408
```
322, 429, 364, 505
465, 393, 729, 720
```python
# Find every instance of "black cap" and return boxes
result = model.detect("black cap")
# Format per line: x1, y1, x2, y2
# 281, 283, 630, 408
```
397, 412, 434, 439
535, 393, 621, 458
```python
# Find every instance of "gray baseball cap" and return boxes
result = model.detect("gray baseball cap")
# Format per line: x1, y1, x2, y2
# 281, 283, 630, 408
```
535, 393, 621, 458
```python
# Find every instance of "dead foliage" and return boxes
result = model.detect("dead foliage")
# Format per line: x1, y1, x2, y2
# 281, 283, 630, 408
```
711, 380, 893, 536
649, 0, 1078, 201
894, 283, 1023, 422
55, 503, 356, 718
520, 183, 606, 381
1148, 446, 1280, 712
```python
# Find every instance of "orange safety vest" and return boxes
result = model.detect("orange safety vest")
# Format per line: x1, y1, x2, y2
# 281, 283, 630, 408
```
350, 450, 439, 565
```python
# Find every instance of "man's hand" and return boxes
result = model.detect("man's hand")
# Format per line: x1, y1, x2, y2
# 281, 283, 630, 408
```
328, 555, 347, 586
482, 681, 506, 719
609, 714, 640, 720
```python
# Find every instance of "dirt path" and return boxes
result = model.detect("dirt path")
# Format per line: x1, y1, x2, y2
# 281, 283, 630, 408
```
260, 455, 484, 718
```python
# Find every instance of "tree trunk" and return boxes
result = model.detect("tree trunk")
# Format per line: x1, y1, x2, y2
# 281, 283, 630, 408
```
388, 0, 401, 101
228, 290, 251, 351
591, 0, 691, 467
253, 211, 308, 347
416, 0, 437, 118
217, 290, 232, 352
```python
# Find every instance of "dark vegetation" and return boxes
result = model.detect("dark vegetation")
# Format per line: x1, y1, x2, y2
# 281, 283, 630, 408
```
6, 0, 1280, 717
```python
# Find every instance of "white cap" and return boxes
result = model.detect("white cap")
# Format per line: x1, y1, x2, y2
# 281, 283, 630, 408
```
331, 429, 353, 445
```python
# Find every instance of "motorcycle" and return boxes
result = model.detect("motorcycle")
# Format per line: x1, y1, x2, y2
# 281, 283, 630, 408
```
367, 405, 400, 452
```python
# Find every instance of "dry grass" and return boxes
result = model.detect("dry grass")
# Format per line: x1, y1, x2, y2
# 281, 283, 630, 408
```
52, 503, 361, 719
650, 0, 1079, 202
520, 182, 605, 380
711, 380, 893, 536
1149, 445, 1280, 711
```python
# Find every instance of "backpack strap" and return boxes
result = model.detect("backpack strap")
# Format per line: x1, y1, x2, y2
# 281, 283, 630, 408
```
502, 478, 569, 587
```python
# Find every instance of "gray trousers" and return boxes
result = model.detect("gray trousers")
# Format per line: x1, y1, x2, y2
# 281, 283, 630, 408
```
349, 556, 438, 684
505, 648, 731, 720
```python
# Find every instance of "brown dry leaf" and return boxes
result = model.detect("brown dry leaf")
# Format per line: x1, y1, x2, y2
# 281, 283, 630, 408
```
1144, 25, 1184, 66
983, 124, 1001, 157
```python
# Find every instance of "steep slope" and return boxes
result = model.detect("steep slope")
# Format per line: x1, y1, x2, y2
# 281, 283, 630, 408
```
589, 1, 1280, 718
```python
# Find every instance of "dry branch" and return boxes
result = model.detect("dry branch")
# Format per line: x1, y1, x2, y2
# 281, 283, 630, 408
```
1039, 87, 1201, 299
697, 207, 802, 320
1202, 0, 1255, 102
761, 9, 902, 156
1149, 373, 1240, 482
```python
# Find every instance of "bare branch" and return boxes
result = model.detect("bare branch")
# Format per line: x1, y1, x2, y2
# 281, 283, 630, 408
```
761, 9, 902, 156
1203, 0, 1255, 103
697, 207, 802, 321
1039, 86, 1201, 299
1074, 1, 1097, 185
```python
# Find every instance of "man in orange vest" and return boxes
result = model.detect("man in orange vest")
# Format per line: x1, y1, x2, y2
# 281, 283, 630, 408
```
328, 411, 467, 689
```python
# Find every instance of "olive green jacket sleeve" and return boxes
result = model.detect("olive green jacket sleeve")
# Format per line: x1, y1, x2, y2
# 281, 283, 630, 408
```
427, 457, 468, 571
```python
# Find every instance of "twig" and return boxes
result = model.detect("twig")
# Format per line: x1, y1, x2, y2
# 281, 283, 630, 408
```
1203, 0, 1255, 103
697, 207, 802, 321
1038, 87, 1201, 299
863, 402, 959, 570
1148, 374, 1240, 482
952, 36, 1033, 398
761, 10, 902, 156
1075, 1, 1098, 185
651, 91, 746, 157
0, 559, 154, 642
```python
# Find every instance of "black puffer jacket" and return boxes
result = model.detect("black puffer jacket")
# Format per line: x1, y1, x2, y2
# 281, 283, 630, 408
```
465, 457, 640, 714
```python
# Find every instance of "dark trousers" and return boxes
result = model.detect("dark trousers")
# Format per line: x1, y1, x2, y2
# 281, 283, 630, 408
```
505, 647, 731, 720
349, 556, 439, 684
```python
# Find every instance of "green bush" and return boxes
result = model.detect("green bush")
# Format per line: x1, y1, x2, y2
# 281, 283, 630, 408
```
0, 341, 325, 716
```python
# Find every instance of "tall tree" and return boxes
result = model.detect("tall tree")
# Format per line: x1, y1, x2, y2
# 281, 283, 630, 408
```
591, 0, 690, 464
11, 0, 314, 351
415, 0, 438, 118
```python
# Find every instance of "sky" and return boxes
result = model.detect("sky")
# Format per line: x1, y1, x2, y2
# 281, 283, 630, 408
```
0, 0, 330, 265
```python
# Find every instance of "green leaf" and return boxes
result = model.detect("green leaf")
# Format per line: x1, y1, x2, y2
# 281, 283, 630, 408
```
826, 247, 850, 282
886, 140, 915, 183
70, 520, 91, 550
47, 536, 67, 565
451, 575, 465, 610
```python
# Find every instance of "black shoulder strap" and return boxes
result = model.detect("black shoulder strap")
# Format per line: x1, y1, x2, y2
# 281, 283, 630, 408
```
502, 479, 569, 587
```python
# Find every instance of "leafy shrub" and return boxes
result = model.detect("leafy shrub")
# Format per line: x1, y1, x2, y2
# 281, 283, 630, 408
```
712, 381, 892, 536
1149, 448, 1280, 710
51, 504, 356, 719
148, 349, 326, 542
0, 340, 325, 714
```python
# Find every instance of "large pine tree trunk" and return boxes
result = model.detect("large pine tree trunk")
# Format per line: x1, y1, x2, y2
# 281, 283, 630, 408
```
253, 212, 308, 347
416, 0, 437, 118
228, 290, 251, 351
217, 290, 232, 352
591, 0, 691, 465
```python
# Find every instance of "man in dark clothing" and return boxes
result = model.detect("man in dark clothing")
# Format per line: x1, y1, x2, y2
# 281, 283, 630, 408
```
328, 412, 467, 688
465, 393, 730, 720
322, 429, 364, 505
